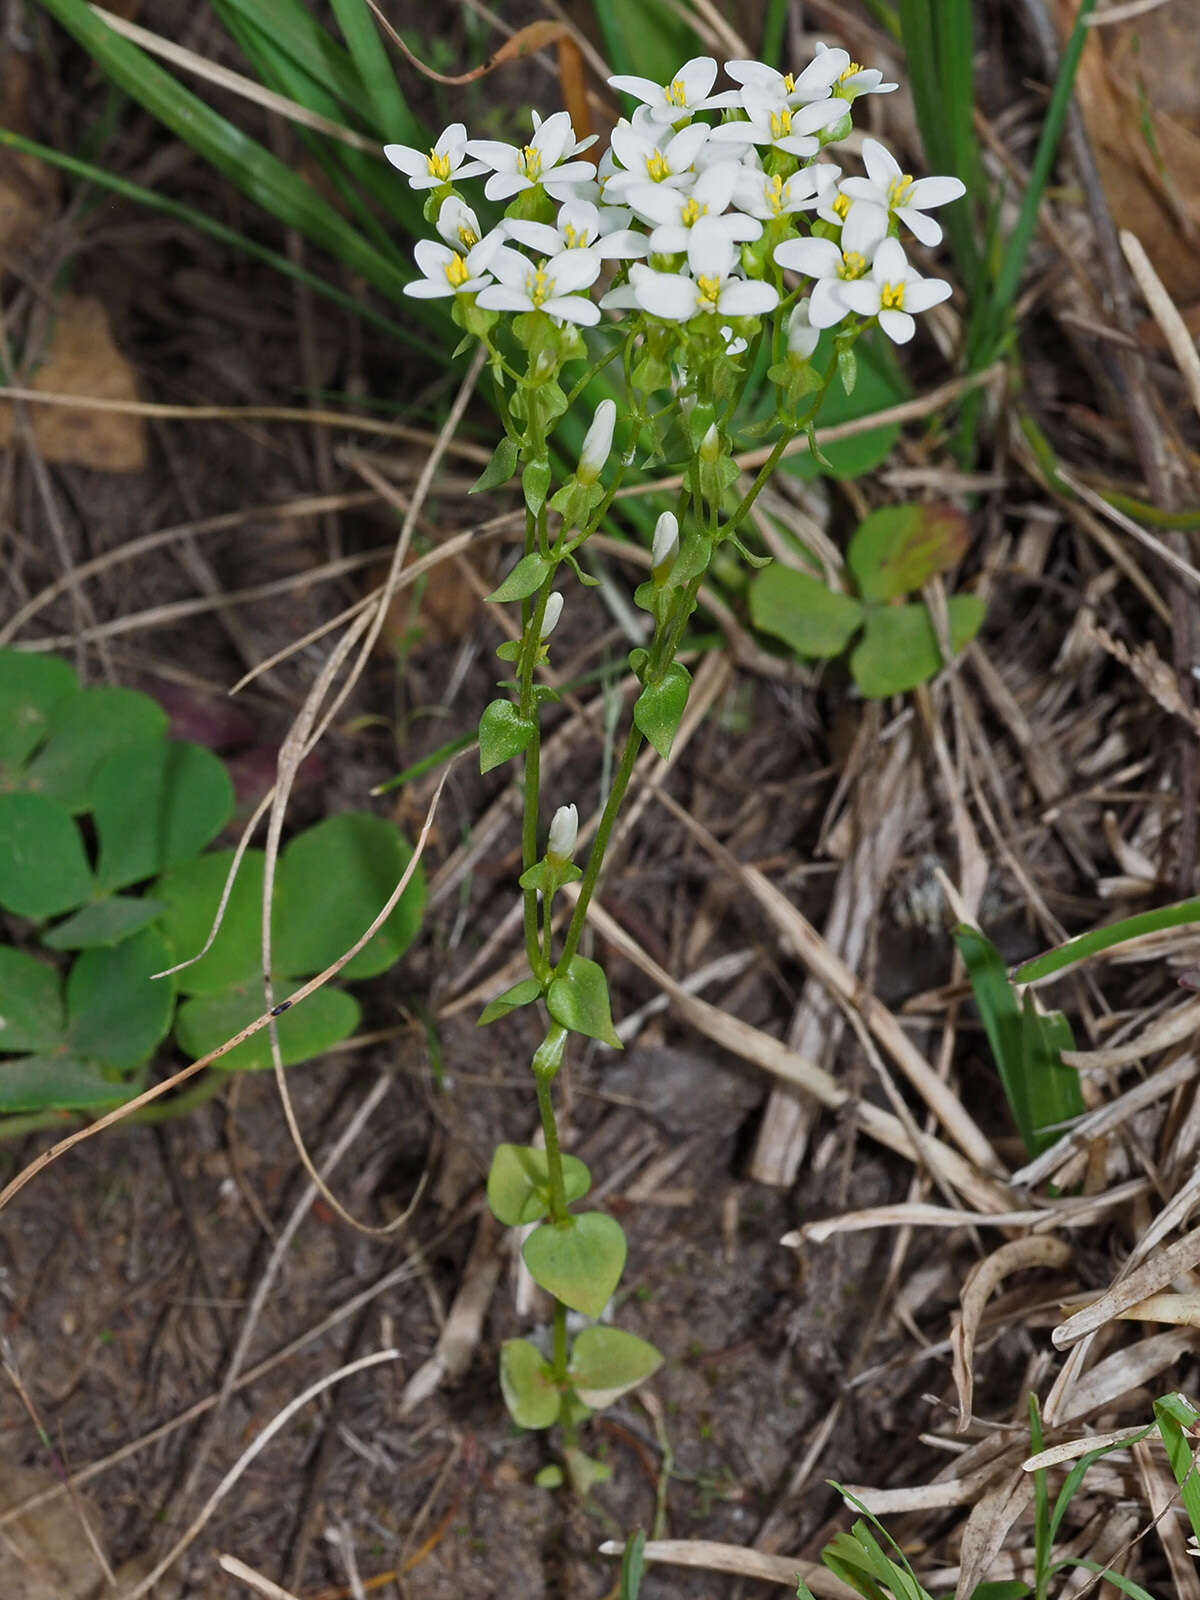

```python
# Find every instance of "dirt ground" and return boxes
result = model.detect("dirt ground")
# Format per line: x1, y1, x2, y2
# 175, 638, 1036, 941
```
4, 0, 1200, 1596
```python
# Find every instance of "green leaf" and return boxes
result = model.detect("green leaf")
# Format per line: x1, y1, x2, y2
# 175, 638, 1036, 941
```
535, 1464, 564, 1489
632, 663, 691, 761
328, 0, 419, 143
174, 982, 359, 1072
522, 1211, 627, 1317
0, 649, 77, 771
522, 458, 552, 517
748, 567, 865, 658
274, 813, 426, 980
1016, 897, 1200, 984
66, 927, 175, 1071
487, 553, 551, 603
563, 1447, 612, 1495
478, 700, 535, 775
954, 924, 1029, 1150
44, 895, 165, 950
0, 948, 66, 1054
1019, 993, 1084, 1155
498, 1338, 560, 1429
620, 1530, 646, 1600
486, 1142, 591, 1226
472, 436, 520, 494
546, 956, 622, 1048
155, 849, 265, 995
847, 503, 970, 602
1154, 1393, 1200, 1544
92, 740, 233, 891
968, 1584, 1032, 1600
24, 686, 167, 812
0, 1055, 131, 1113
849, 593, 985, 698
567, 1326, 662, 1409
477, 978, 543, 1027
837, 342, 858, 396
0, 793, 92, 918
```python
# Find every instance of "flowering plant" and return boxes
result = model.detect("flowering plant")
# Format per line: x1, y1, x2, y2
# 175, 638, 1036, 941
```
386, 46, 966, 1489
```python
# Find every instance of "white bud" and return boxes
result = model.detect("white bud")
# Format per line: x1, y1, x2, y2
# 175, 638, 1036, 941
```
547, 803, 578, 862
435, 195, 481, 253
787, 299, 820, 361
651, 512, 679, 576
699, 422, 721, 463
539, 591, 564, 640
577, 399, 616, 486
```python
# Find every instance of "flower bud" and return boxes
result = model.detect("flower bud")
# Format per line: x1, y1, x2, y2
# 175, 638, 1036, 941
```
699, 422, 721, 463
651, 511, 679, 584
787, 299, 820, 362
547, 803, 578, 862
435, 195, 481, 252
539, 591, 564, 640
577, 399, 616, 486
531, 347, 557, 382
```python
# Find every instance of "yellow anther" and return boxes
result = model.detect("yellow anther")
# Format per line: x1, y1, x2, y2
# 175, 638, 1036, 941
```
520, 145, 543, 181
695, 274, 722, 307
563, 222, 588, 248
426, 150, 452, 181
443, 253, 470, 288
458, 224, 479, 249
645, 151, 671, 181
880, 281, 905, 310
837, 250, 867, 280
768, 107, 792, 141
838, 61, 863, 83
526, 265, 555, 306
665, 77, 689, 107
680, 196, 706, 226
783, 72, 795, 92
764, 174, 786, 215
832, 192, 851, 221
888, 174, 916, 207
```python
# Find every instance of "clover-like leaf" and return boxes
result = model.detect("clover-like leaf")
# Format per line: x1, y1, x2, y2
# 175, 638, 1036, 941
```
0, 948, 66, 1054
24, 686, 167, 812
522, 1212, 627, 1317
633, 662, 691, 761
0, 1056, 132, 1114
847, 503, 970, 603
273, 813, 426, 980
0, 793, 92, 919
477, 977, 543, 1027
478, 699, 535, 775
66, 927, 175, 1071
748, 567, 864, 659
486, 1142, 591, 1226
155, 849, 264, 995
850, 593, 985, 699
174, 983, 359, 1072
499, 1338, 560, 1430
568, 1326, 663, 1409
92, 740, 233, 891
487, 552, 550, 603
546, 956, 622, 1049
0, 649, 76, 772
44, 895, 165, 950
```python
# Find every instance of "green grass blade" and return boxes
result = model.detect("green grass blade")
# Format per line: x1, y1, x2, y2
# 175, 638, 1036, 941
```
1050, 1562, 1160, 1600
1019, 993, 1084, 1155
1015, 897, 1200, 983
954, 924, 1031, 1152
330, 0, 419, 143
0, 127, 438, 357
211, 0, 371, 111
1153, 1394, 1200, 1542
594, 0, 696, 86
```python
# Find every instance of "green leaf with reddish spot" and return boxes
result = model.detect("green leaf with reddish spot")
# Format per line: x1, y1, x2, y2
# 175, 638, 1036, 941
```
847, 503, 970, 603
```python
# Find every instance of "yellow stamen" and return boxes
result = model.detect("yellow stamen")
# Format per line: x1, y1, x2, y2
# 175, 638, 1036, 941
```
562, 221, 589, 248
832, 193, 851, 221
768, 107, 792, 141
695, 274, 722, 308
888, 174, 915, 207
764, 175, 786, 216
880, 281, 905, 310
838, 61, 863, 83
426, 150, 452, 181
837, 251, 867, 280
783, 72, 795, 92
645, 151, 671, 181
525, 265, 555, 307
520, 145, 543, 181
680, 196, 707, 226
664, 76, 689, 107
458, 224, 479, 249
443, 253, 470, 288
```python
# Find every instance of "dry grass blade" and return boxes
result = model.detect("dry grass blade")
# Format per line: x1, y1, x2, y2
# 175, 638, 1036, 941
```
951, 1237, 1073, 1429
1118, 1291, 1200, 1324
217, 1555, 303, 1599
1054, 1329, 1197, 1424
1119, 228, 1200, 422
1053, 1220, 1200, 1346
954, 1465, 1034, 1600
597, 1537, 857, 1595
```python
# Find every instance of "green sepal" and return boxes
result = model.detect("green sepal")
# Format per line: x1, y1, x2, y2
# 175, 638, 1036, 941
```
477, 977, 543, 1027
633, 663, 692, 761
522, 1211, 627, 1316
486, 1142, 591, 1225
549, 479, 604, 526
805, 421, 834, 472
725, 532, 771, 567
499, 1339, 560, 1429
522, 458, 552, 517
496, 640, 523, 663
478, 699, 536, 774
836, 340, 858, 396
532, 1023, 568, 1079
487, 551, 551, 602
451, 334, 473, 359
685, 402, 717, 453
547, 955, 622, 1048
630, 347, 670, 394
472, 435, 520, 495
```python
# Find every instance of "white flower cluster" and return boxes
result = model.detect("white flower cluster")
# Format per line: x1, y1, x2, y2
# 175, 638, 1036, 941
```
386, 49, 964, 345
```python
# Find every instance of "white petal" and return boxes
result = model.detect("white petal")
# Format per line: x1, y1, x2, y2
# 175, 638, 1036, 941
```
900, 208, 943, 248
664, 122, 708, 172
549, 250, 602, 294
707, 121, 766, 147
610, 124, 651, 174
841, 201, 889, 256
413, 238, 454, 277
633, 271, 697, 320
463, 138, 519, 172
544, 296, 601, 326
909, 175, 966, 209
777, 135, 819, 160
504, 220, 561, 254
878, 308, 915, 344
608, 73, 665, 103
902, 277, 952, 313
686, 218, 735, 279
484, 172, 530, 201
870, 237, 909, 283
404, 280, 453, 299
773, 235, 842, 277
836, 281, 880, 317
648, 224, 690, 254
475, 285, 533, 312
861, 137, 901, 188
724, 59, 778, 87
808, 278, 851, 327
435, 122, 468, 153
486, 245, 534, 287
722, 213, 763, 242
794, 48, 849, 96
677, 56, 718, 102
623, 182, 682, 224
384, 144, 426, 180
717, 279, 779, 316
532, 110, 572, 168
596, 228, 649, 258
839, 176, 886, 204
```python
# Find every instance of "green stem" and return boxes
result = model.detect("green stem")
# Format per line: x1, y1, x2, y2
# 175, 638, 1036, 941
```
533, 1047, 569, 1225
557, 721, 644, 973
518, 576, 554, 978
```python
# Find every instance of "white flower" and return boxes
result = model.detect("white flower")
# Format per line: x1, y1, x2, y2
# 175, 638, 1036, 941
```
540, 592, 564, 639
732, 162, 825, 221
605, 118, 708, 198
506, 199, 647, 260
625, 165, 761, 253
772, 234, 876, 328
547, 803, 578, 861
577, 399, 617, 484
631, 219, 779, 321
818, 179, 891, 256
435, 195, 484, 252
834, 236, 951, 344
475, 244, 602, 325
651, 511, 679, 571
708, 91, 846, 161
786, 298, 820, 360
838, 138, 966, 247
724, 49, 849, 105
404, 235, 499, 299
384, 122, 486, 190
608, 56, 738, 124
464, 110, 597, 202
816, 41, 898, 101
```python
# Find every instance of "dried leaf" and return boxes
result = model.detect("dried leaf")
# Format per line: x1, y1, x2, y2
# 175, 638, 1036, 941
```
954, 1466, 1033, 1600
951, 1236, 1072, 1428
364, 4, 577, 86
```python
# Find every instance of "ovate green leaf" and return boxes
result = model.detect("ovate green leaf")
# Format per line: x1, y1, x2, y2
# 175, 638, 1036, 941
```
499, 1338, 560, 1430
522, 1211, 627, 1317
486, 1142, 591, 1226
748, 567, 864, 659
0, 792, 92, 919
546, 956, 622, 1048
568, 1326, 663, 1409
